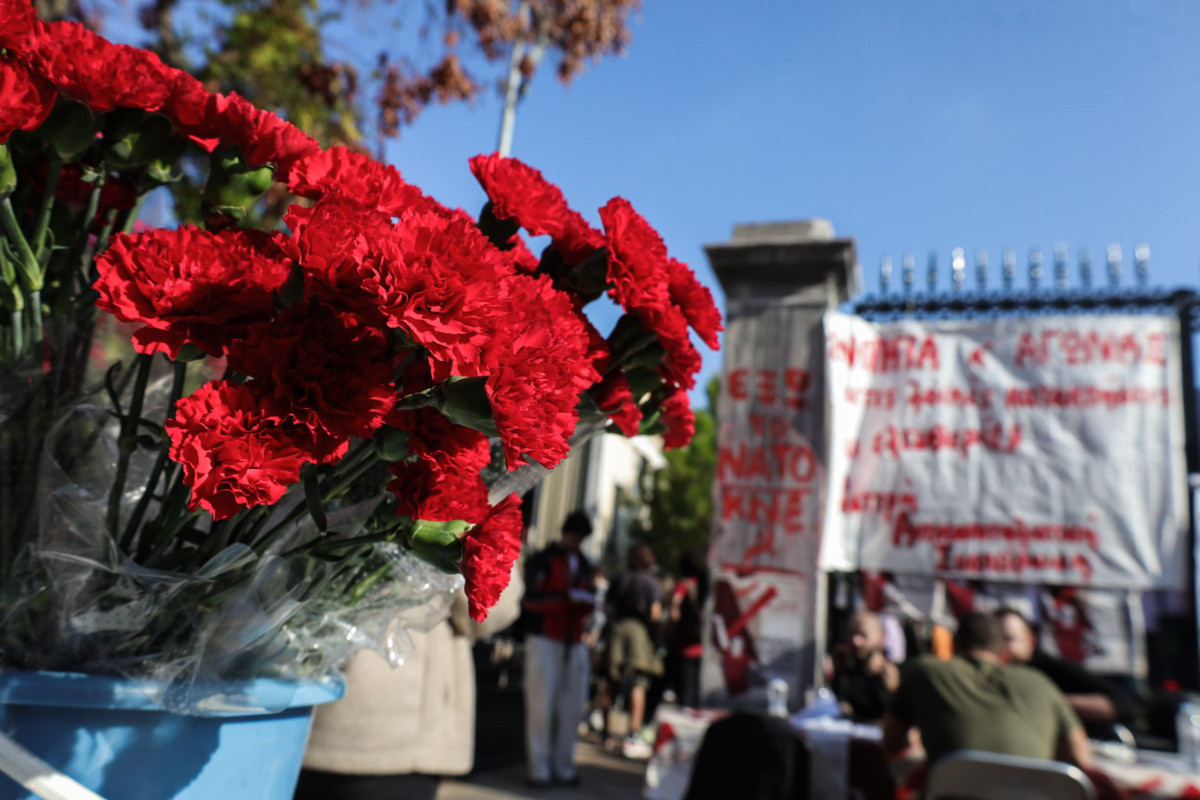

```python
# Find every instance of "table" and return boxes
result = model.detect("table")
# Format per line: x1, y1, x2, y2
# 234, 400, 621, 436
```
1088, 746, 1200, 800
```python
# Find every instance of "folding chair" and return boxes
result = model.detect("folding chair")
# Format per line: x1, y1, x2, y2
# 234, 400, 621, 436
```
925, 750, 1096, 800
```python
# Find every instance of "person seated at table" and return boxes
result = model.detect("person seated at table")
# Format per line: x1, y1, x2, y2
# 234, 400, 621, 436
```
883, 611, 1093, 770
995, 607, 1136, 733
831, 610, 900, 722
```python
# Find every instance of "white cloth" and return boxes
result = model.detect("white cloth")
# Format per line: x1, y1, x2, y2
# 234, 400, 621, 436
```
524, 634, 590, 782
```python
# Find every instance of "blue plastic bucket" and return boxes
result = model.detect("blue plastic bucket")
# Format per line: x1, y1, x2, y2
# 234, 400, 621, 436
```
0, 671, 344, 800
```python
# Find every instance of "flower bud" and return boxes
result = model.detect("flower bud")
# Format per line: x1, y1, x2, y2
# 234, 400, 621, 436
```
373, 427, 410, 462
202, 144, 276, 226
439, 377, 499, 437
38, 100, 100, 163
103, 109, 183, 171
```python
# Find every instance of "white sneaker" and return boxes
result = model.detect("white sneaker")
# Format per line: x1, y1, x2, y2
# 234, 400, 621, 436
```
622, 736, 653, 760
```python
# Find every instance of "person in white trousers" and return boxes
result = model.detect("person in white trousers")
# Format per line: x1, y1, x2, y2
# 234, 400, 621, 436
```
521, 511, 597, 787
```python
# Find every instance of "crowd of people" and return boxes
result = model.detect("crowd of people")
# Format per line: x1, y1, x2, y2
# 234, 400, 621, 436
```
292, 508, 1154, 795
830, 606, 1141, 776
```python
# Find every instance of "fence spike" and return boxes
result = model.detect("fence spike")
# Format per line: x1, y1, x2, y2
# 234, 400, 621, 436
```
1002, 249, 1016, 292
951, 247, 966, 292
975, 249, 988, 292
1135, 243, 1151, 289
1107, 243, 1122, 289
1054, 242, 1069, 289
1028, 248, 1044, 292
902, 253, 915, 294
1079, 247, 1092, 290
879, 255, 892, 294
926, 251, 938, 294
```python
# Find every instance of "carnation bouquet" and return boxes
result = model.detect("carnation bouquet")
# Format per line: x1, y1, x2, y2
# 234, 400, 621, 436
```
0, 0, 720, 705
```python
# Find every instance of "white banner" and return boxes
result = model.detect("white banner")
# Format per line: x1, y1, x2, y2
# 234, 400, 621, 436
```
821, 312, 1188, 590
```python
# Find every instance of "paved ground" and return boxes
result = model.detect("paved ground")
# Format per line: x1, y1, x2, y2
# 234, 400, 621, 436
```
436, 741, 648, 800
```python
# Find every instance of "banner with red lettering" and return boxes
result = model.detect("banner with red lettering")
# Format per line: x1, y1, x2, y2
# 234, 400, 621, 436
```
821, 312, 1188, 590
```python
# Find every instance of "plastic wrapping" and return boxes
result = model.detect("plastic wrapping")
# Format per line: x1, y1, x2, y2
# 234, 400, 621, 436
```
0, 373, 463, 715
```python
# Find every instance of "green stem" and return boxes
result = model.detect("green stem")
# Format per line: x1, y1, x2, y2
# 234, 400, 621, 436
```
106, 353, 153, 539
250, 445, 380, 555
28, 289, 42, 347
31, 158, 61, 259
10, 307, 23, 359
120, 359, 187, 554
0, 198, 40, 293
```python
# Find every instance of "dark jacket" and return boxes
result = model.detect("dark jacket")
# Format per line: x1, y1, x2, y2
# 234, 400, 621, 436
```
521, 543, 595, 643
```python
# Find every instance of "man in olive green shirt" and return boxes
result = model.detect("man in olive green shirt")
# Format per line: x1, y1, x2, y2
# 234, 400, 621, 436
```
883, 612, 1093, 770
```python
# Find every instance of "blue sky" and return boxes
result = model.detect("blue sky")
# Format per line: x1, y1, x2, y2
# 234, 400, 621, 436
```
355, 0, 1200, 404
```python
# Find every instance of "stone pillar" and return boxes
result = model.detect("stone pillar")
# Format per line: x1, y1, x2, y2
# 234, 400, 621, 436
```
699, 220, 857, 707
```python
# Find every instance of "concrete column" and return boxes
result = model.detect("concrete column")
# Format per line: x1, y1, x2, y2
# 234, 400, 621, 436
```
699, 220, 857, 706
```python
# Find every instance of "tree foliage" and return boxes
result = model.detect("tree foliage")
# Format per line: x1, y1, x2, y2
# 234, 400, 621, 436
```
632, 376, 718, 576
37, 0, 642, 153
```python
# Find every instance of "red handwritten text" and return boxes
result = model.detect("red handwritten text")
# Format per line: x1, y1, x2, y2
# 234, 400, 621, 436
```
868, 423, 1022, 459
727, 368, 810, 408
1004, 385, 1170, 410
827, 332, 940, 372
1013, 329, 1167, 368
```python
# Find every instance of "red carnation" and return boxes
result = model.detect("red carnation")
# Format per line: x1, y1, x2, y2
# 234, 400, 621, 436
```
0, 59, 54, 144
24, 20, 175, 113
484, 273, 599, 469
166, 381, 318, 520
469, 153, 603, 264
226, 301, 398, 441
184, 92, 318, 179
0, 0, 36, 53
386, 408, 491, 524
94, 226, 292, 359
668, 257, 722, 351
659, 387, 695, 449
600, 197, 705, 390
378, 207, 516, 381
461, 494, 523, 622
593, 370, 642, 437
159, 72, 218, 148
288, 146, 432, 216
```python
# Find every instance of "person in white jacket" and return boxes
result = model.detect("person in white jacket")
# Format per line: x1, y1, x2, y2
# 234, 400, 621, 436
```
294, 566, 524, 800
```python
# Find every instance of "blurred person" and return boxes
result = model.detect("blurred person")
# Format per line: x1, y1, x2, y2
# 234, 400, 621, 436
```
830, 610, 900, 722
665, 548, 710, 709
883, 611, 1093, 769
294, 568, 524, 800
995, 607, 1135, 730
521, 511, 597, 787
604, 542, 663, 758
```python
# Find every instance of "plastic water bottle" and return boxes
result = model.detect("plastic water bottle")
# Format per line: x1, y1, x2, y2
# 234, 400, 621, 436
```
1176, 700, 1200, 767
767, 678, 789, 718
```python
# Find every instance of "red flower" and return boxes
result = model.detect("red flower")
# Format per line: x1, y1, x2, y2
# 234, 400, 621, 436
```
659, 387, 695, 449
593, 370, 642, 437
279, 198, 398, 326
461, 494, 523, 622
469, 153, 603, 264
600, 197, 706, 390
378, 207, 516, 381
24, 21, 175, 113
94, 226, 292, 359
226, 302, 398, 440
159, 71, 218, 148
173, 91, 318, 179
0, 59, 54, 144
288, 146, 432, 216
386, 408, 491, 524
166, 381, 325, 520
668, 257, 722, 351
484, 273, 600, 469
0, 0, 36, 53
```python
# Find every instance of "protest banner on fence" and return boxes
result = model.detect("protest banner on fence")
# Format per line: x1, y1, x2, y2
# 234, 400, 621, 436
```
821, 312, 1188, 590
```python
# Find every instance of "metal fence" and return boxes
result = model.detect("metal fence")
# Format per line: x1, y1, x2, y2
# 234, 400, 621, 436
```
849, 243, 1200, 688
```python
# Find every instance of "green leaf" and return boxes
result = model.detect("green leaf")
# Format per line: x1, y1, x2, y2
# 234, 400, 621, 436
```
301, 463, 327, 533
